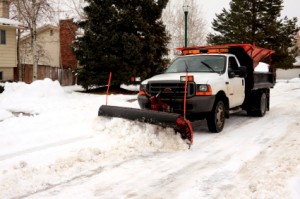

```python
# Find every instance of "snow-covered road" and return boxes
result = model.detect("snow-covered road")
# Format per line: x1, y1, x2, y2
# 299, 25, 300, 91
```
0, 79, 300, 199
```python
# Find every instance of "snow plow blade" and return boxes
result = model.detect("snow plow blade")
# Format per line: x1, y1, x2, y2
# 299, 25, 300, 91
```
98, 105, 193, 145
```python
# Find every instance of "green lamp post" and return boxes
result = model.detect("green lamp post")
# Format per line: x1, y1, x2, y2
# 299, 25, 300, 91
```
183, 4, 189, 48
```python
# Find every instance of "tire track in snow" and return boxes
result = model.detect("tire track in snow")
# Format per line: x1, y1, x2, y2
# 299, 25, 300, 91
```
214, 119, 300, 199
10, 166, 104, 199
0, 135, 92, 161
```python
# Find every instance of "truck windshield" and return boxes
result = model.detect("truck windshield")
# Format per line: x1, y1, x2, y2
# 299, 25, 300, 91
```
165, 55, 226, 73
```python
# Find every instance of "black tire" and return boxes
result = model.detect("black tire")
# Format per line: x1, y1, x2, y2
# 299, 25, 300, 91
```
256, 92, 267, 116
247, 92, 267, 117
207, 100, 225, 133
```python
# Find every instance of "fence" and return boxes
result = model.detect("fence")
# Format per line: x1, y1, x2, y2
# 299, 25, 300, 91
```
14, 65, 76, 86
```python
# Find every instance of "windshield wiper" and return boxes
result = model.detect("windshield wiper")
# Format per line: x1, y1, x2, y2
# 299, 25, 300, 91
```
201, 61, 217, 73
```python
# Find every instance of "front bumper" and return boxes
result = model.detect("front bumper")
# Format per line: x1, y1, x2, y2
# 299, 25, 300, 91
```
137, 95, 216, 114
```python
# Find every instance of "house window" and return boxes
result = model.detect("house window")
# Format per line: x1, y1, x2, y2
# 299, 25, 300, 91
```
0, 71, 3, 80
0, 30, 6, 44
50, 29, 53, 36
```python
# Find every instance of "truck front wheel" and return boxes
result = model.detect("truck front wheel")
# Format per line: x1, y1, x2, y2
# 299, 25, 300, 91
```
207, 100, 225, 133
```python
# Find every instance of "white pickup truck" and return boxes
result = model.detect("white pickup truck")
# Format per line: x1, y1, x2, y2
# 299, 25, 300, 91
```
137, 44, 275, 132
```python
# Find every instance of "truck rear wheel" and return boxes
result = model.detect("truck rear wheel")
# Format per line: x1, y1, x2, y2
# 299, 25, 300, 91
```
247, 92, 267, 117
256, 92, 267, 116
207, 100, 225, 133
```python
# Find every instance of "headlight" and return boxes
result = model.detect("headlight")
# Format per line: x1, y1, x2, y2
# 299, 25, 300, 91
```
196, 84, 212, 96
197, 84, 209, 92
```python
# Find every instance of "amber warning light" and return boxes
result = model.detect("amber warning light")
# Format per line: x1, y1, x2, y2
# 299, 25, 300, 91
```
182, 48, 229, 55
180, 75, 194, 82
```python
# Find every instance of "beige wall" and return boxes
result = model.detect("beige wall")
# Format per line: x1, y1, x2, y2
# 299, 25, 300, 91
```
20, 26, 60, 67
0, 26, 17, 68
277, 68, 300, 79
0, 67, 14, 81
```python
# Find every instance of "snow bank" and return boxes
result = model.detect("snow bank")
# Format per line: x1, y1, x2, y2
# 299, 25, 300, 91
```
0, 78, 65, 114
121, 84, 139, 91
294, 56, 300, 66
0, 108, 13, 121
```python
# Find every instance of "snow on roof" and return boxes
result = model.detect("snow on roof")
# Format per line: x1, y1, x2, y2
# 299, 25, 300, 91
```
0, 17, 22, 28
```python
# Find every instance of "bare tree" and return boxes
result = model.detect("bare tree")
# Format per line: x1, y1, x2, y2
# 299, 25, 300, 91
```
162, 0, 207, 58
11, 0, 53, 81
51, 0, 86, 22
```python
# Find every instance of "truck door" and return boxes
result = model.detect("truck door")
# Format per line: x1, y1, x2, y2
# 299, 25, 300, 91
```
227, 56, 245, 108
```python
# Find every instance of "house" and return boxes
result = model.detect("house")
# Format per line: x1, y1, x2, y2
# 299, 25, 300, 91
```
20, 25, 60, 83
0, 0, 19, 81
20, 19, 78, 85
276, 31, 300, 79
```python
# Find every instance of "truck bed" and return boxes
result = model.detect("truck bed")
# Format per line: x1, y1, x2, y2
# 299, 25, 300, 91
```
253, 72, 275, 90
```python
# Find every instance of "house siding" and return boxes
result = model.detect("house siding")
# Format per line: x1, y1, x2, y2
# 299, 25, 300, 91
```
0, 27, 16, 68
19, 20, 78, 85
0, 67, 14, 81
20, 26, 60, 67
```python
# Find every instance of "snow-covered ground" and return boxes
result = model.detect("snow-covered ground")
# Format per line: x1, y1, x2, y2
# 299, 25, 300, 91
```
0, 78, 300, 199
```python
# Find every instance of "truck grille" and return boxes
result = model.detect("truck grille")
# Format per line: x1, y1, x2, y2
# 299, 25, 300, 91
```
148, 82, 196, 98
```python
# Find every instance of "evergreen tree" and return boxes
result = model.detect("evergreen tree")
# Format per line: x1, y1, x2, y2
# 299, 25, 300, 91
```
207, 0, 299, 69
74, 0, 169, 89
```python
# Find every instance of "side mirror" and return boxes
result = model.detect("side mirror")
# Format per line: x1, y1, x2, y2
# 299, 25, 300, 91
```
228, 66, 247, 78
228, 68, 236, 78
238, 66, 247, 78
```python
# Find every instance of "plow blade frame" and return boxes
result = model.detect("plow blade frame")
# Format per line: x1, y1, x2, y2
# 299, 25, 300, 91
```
98, 105, 180, 128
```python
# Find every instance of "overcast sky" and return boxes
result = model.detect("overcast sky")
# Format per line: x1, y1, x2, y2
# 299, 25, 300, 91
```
198, 0, 300, 31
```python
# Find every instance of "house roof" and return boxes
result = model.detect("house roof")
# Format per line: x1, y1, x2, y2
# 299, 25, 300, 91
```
20, 24, 59, 42
0, 17, 21, 28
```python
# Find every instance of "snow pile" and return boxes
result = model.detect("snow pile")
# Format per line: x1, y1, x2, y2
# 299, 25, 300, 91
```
255, 62, 269, 72
294, 56, 300, 66
0, 78, 65, 114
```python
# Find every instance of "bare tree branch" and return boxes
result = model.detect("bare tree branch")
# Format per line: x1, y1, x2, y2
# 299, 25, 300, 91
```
11, 0, 54, 81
